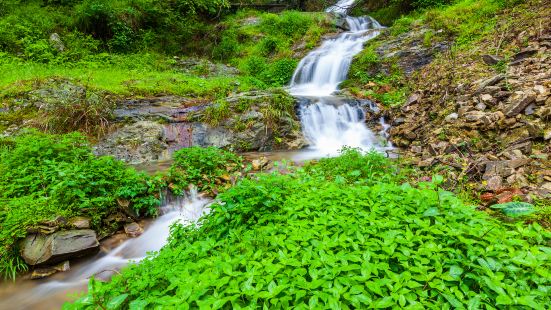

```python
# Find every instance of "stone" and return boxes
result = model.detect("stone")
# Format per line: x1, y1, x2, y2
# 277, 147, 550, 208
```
480, 94, 494, 102
474, 74, 505, 94
485, 175, 503, 191
511, 48, 538, 62
49, 33, 64, 52
30, 261, 70, 280
20, 229, 99, 266
544, 129, 551, 141
251, 157, 269, 171
483, 159, 530, 179
475, 102, 487, 111
401, 93, 421, 112
93, 121, 168, 164
482, 54, 503, 65
464, 111, 485, 122
124, 222, 144, 238
504, 94, 536, 117
68, 217, 91, 229
444, 113, 458, 122
533, 85, 547, 96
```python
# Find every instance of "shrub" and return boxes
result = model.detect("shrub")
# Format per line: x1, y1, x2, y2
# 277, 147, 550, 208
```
167, 146, 243, 195
71, 151, 550, 309
0, 131, 162, 279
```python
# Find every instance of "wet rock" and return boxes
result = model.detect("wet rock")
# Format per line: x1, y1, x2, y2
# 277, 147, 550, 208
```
124, 222, 144, 238
482, 54, 503, 65
68, 217, 91, 229
30, 261, 70, 280
251, 157, 269, 171
20, 230, 99, 266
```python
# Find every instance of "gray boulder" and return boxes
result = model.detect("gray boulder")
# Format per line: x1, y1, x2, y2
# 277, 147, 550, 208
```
20, 230, 99, 266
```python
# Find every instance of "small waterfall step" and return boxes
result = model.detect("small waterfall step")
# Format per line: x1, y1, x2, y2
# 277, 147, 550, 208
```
289, 0, 391, 157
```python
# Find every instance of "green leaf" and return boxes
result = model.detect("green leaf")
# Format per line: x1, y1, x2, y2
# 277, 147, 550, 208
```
106, 294, 128, 310
423, 207, 440, 217
489, 202, 536, 217
495, 294, 513, 305
129, 299, 148, 310
372, 296, 394, 308
449, 265, 464, 280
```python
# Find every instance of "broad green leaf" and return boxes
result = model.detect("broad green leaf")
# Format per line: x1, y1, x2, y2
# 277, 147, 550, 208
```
106, 294, 128, 310
489, 202, 536, 217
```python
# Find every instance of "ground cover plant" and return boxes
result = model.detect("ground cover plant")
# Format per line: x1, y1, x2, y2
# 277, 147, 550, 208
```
68, 149, 550, 309
168, 146, 243, 196
0, 130, 162, 279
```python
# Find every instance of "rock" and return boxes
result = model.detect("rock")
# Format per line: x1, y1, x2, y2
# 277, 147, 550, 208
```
483, 159, 530, 180
251, 157, 269, 171
511, 48, 538, 62
30, 261, 70, 280
464, 111, 486, 122
475, 102, 487, 111
124, 222, 144, 238
474, 74, 505, 94
335, 16, 350, 31
504, 93, 536, 117
401, 93, 421, 112
544, 129, 551, 141
49, 33, 64, 52
94, 121, 168, 164
485, 175, 503, 191
482, 54, 503, 65
20, 230, 99, 266
445, 113, 458, 122
68, 217, 91, 229
480, 94, 494, 102
533, 85, 547, 96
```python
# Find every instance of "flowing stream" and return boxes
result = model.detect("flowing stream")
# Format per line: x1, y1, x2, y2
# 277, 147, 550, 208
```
0, 1, 392, 309
0, 192, 210, 310
290, 0, 391, 159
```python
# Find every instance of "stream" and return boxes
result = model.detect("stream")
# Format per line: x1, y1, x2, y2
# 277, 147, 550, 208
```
0, 1, 390, 308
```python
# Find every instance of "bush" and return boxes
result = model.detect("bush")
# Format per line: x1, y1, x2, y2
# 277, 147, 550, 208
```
71, 150, 550, 309
168, 146, 243, 195
0, 131, 162, 279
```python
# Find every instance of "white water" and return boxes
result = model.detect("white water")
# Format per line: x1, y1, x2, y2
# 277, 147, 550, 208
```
326, 0, 357, 14
290, 2, 391, 158
0, 191, 210, 310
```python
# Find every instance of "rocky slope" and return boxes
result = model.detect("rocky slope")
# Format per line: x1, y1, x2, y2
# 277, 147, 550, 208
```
348, 0, 551, 207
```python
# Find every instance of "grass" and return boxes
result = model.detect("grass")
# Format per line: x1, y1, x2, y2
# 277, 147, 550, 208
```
0, 53, 262, 99
67, 149, 550, 309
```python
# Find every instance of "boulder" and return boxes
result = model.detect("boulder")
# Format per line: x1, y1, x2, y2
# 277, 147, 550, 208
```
20, 230, 99, 266
30, 261, 70, 280
124, 222, 144, 238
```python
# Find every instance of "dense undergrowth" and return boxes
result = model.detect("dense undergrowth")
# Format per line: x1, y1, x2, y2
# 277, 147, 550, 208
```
67, 149, 550, 309
0, 131, 163, 278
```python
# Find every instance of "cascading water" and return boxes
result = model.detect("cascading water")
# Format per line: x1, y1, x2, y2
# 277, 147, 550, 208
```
0, 191, 210, 310
290, 0, 391, 157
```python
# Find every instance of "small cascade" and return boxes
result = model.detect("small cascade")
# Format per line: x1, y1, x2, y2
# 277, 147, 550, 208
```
0, 191, 210, 309
290, 0, 391, 157
298, 98, 383, 156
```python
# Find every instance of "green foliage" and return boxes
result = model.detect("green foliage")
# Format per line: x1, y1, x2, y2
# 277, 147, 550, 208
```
168, 147, 242, 195
0, 131, 162, 279
491, 202, 537, 218
70, 150, 550, 308
214, 10, 331, 87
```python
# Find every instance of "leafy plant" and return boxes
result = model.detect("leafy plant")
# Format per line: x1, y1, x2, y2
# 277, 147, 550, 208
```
70, 150, 550, 308
168, 146, 242, 195
491, 201, 537, 217
0, 131, 162, 279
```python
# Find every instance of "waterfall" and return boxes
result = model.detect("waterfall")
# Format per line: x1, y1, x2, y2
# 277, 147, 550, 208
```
290, 1, 391, 157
